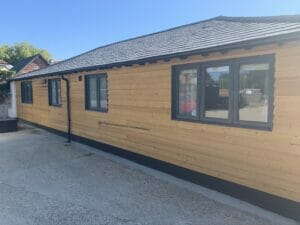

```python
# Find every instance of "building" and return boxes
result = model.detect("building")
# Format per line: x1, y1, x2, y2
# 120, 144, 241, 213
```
0, 60, 13, 71
11, 15, 300, 220
12, 54, 49, 76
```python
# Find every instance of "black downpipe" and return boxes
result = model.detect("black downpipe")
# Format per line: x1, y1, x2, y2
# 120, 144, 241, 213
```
61, 75, 71, 143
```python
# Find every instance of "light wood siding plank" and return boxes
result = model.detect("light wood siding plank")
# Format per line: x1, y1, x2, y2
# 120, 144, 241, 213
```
16, 41, 300, 202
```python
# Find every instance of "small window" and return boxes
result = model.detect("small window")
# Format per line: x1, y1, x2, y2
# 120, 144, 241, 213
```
48, 79, 61, 106
21, 81, 33, 104
85, 74, 108, 112
172, 54, 274, 130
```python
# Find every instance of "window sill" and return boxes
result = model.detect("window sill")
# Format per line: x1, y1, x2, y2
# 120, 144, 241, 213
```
85, 108, 108, 113
49, 104, 62, 108
171, 117, 272, 131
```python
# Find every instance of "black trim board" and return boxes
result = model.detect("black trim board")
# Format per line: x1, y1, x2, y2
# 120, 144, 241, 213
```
19, 119, 300, 221
0, 119, 18, 133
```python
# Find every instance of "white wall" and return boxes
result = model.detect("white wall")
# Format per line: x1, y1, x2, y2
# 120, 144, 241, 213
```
8, 81, 17, 118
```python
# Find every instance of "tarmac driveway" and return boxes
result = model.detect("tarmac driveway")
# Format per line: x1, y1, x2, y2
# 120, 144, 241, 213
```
0, 124, 298, 225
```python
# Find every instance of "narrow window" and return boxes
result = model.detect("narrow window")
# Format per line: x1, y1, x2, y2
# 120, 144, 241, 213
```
21, 81, 33, 104
85, 74, 108, 112
204, 66, 230, 120
178, 69, 198, 118
88, 76, 98, 108
99, 76, 108, 110
238, 63, 270, 123
48, 79, 61, 106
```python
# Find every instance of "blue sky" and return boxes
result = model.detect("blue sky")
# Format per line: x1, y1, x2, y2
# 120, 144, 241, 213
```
1, 0, 300, 60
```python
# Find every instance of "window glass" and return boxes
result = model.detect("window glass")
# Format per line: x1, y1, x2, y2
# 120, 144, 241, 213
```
21, 81, 33, 103
178, 69, 198, 117
238, 64, 270, 122
57, 80, 61, 105
88, 77, 98, 108
100, 76, 108, 110
51, 80, 57, 104
85, 74, 108, 111
205, 66, 229, 119
49, 79, 61, 106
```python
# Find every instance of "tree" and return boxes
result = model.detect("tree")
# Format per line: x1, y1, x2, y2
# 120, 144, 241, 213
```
0, 70, 14, 103
0, 42, 52, 103
0, 42, 52, 65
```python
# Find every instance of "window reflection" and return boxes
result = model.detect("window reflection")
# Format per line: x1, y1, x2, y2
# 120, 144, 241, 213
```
100, 76, 108, 110
205, 66, 229, 119
85, 74, 108, 111
21, 81, 33, 103
89, 77, 98, 108
178, 69, 198, 117
49, 79, 61, 106
238, 64, 270, 122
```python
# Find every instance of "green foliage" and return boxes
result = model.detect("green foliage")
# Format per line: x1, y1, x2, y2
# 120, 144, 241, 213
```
0, 83, 9, 103
0, 70, 14, 103
0, 42, 52, 103
0, 70, 14, 83
0, 42, 52, 65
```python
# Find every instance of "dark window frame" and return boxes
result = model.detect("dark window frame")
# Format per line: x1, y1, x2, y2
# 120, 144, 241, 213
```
48, 78, 62, 107
84, 73, 108, 112
172, 63, 201, 121
200, 59, 234, 125
233, 55, 275, 129
171, 54, 275, 130
21, 81, 33, 104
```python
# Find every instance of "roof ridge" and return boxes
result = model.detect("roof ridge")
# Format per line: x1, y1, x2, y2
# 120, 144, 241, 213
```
12, 54, 38, 65
25, 15, 300, 76
12, 54, 41, 73
14, 15, 300, 80
12, 53, 49, 74
216, 15, 300, 23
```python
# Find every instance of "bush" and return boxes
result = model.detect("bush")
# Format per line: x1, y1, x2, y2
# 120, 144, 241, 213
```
0, 70, 14, 104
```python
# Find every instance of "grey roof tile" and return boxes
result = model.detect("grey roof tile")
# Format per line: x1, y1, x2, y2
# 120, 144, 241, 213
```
15, 15, 300, 80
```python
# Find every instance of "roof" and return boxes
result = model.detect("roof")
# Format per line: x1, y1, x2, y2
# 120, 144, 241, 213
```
15, 15, 300, 80
12, 54, 49, 74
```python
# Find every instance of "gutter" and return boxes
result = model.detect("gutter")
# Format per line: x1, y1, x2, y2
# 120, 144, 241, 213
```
61, 75, 71, 143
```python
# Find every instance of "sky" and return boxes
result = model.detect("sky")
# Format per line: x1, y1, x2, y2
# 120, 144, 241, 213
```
1, 0, 300, 60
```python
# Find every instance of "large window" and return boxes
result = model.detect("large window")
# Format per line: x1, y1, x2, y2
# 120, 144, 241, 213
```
48, 79, 61, 106
21, 81, 33, 104
85, 74, 108, 112
172, 54, 274, 130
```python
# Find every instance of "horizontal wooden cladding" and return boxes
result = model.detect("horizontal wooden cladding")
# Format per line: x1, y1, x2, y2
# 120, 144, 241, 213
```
16, 77, 67, 132
71, 121, 300, 200
275, 77, 300, 96
16, 41, 300, 202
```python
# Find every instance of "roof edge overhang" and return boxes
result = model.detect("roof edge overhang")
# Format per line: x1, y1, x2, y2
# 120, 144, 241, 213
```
13, 31, 300, 81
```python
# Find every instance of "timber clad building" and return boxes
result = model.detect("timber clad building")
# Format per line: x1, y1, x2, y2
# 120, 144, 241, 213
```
12, 16, 300, 220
